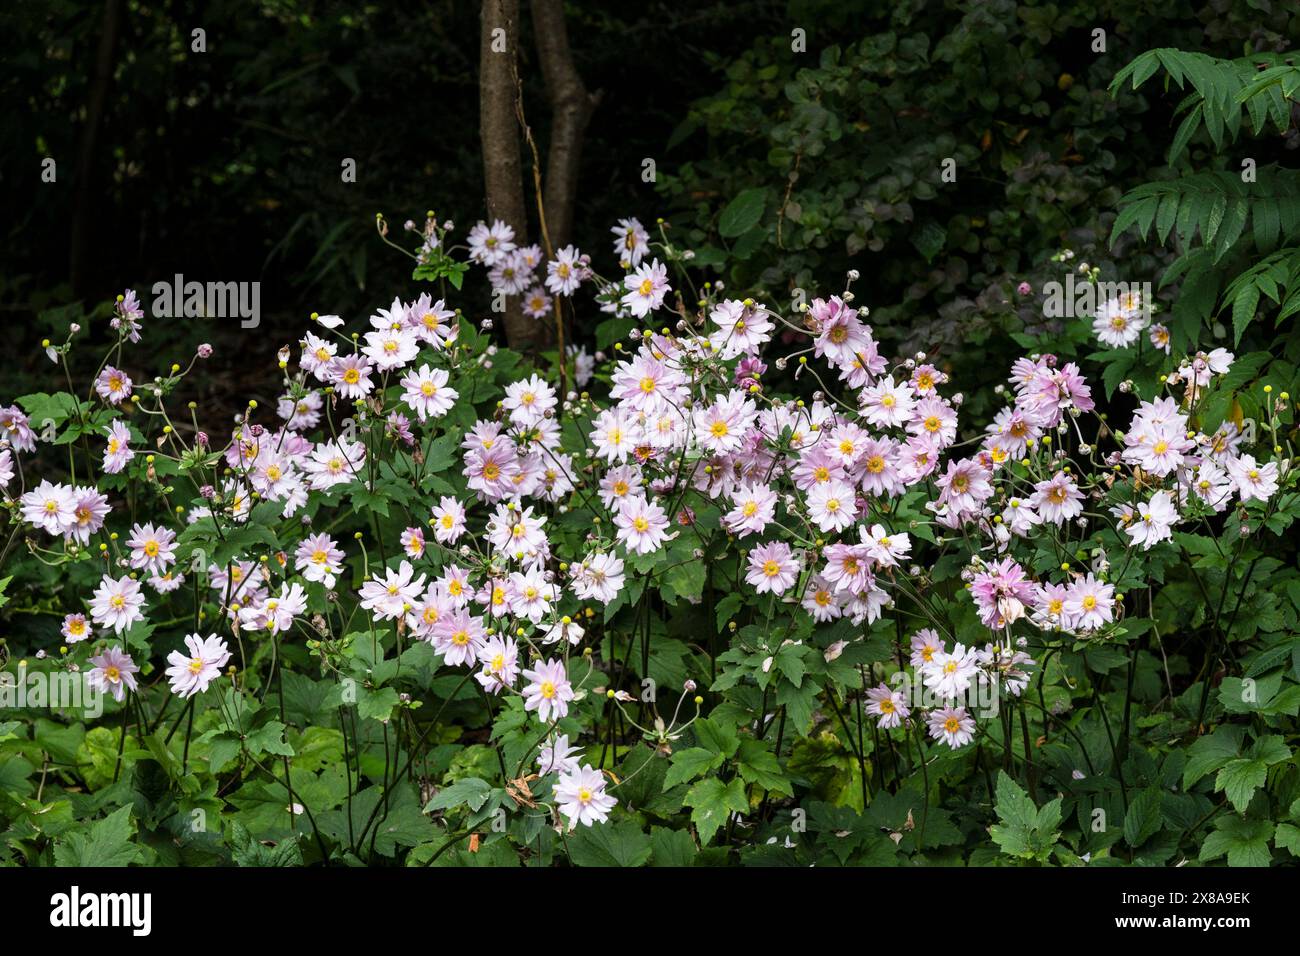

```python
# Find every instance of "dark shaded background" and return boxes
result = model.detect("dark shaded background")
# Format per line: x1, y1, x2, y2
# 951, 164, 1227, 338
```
3, 0, 1298, 421
2, 0, 788, 410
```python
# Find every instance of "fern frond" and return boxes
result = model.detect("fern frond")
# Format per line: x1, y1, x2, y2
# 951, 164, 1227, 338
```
1220, 248, 1300, 345
1110, 50, 1299, 160
1109, 168, 1300, 262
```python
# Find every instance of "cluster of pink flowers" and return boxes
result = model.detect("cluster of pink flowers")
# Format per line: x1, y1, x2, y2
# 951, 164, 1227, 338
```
2, 213, 1291, 832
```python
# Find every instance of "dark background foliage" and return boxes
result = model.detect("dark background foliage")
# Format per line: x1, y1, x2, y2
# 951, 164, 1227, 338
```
2, 0, 1297, 414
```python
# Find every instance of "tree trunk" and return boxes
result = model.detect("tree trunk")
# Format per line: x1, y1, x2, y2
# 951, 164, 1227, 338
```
479, 0, 538, 351
531, 0, 600, 252
70, 0, 123, 298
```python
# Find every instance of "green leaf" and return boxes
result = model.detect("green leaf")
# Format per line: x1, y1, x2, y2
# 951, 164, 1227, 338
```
1183, 726, 1245, 788
910, 221, 947, 263
692, 718, 740, 760
1217, 758, 1268, 813
1123, 788, 1164, 847
1276, 823, 1300, 857
718, 188, 767, 238
203, 730, 243, 773
1200, 816, 1273, 867
424, 777, 492, 814
736, 738, 793, 796
228, 820, 303, 867
684, 777, 748, 844
567, 820, 652, 867
663, 747, 723, 789
1232, 282, 1260, 347
990, 771, 1061, 860
245, 720, 296, 758
714, 593, 744, 631
993, 771, 1038, 831
649, 826, 698, 866
356, 686, 401, 722
52, 805, 143, 867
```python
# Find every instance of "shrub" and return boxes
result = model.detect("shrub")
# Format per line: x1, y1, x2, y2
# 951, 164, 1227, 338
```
0, 201, 1297, 867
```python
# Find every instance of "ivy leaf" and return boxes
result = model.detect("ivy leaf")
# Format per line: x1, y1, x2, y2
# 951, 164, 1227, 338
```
684, 777, 748, 844
52, 804, 143, 867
